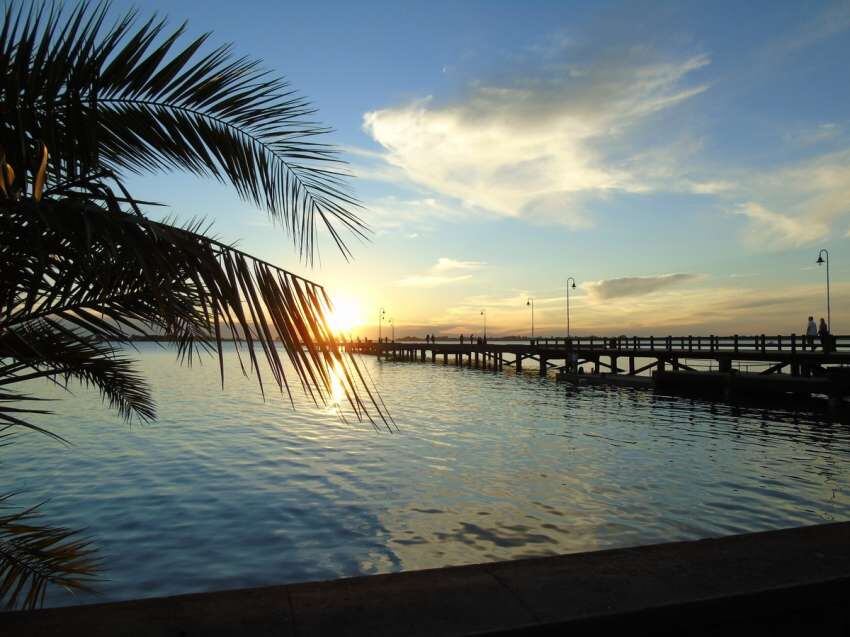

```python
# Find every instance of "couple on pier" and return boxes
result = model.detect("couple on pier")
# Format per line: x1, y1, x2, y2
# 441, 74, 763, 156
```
805, 316, 832, 352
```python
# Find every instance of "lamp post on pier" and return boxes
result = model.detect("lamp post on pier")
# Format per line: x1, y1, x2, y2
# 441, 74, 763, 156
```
378, 307, 386, 342
566, 277, 577, 338
526, 298, 534, 339
816, 249, 831, 331
480, 309, 487, 341
388, 317, 395, 342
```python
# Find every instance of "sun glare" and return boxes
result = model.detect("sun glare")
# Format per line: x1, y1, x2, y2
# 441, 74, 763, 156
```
327, 295, 364, 335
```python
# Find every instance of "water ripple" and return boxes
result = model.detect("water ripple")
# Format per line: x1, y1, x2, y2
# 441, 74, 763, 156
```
3, 343, 850, 607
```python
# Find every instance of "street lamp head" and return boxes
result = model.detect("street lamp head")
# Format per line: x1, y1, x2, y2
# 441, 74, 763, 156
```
817, 255, 825, 266
571, 282, 576, 289
526, 299, 531, 306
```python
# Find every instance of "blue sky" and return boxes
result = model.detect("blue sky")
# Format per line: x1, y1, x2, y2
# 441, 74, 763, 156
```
120, 0, 850, 336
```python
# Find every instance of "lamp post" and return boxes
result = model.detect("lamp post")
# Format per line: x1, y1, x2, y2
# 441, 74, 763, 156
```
566, 277, 577, 338
816, 249, 831, 330
389, 317, 395, 342
378, 307, 385, 342
480, 309, 487, 341
526, 298, 534, 338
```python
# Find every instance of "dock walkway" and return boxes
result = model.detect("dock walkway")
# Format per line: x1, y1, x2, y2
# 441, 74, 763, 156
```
345, 335, 850, 398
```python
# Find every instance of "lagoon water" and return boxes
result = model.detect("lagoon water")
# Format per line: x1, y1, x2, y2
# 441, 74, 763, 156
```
6, 343, 850, 607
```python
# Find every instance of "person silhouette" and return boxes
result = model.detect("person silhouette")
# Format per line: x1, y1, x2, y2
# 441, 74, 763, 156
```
819, 317, 831, 353
806, 316, 817, 350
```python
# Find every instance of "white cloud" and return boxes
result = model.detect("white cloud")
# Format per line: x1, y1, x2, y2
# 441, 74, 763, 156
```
432, 257, 485, 272
784, 122, 842, 146
362, 52, 709, 227
713, 148, 850, 249
732, 202, 830, 250
363, 195, 465, 236
397, 257, 485, 288
584, 273, 699, 300
690, 180, 735, 194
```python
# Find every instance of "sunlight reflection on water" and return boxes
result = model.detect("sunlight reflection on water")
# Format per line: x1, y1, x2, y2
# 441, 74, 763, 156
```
5, 343, 850, 607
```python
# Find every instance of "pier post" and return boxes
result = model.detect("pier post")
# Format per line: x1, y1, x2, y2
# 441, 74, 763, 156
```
421, 349, 426, 362
611, 355, 618, 374
657, 358, 666, 372
540, 356, 547, 376
474, 351, 479, 366
431, 350, 436, 362
443, 352, 448, 364
719, 358, 732, 373
629, 357, 635, 375
594, 358, 600, 374
516, 355, 522, 371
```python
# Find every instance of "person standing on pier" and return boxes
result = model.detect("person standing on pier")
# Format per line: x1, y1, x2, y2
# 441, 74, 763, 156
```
806, 316, 817, 350
460, 334, 465, 345
819, 317, 831, 353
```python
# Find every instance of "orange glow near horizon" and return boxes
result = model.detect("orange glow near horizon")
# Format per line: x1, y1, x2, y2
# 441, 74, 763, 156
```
326, 294, 365, 335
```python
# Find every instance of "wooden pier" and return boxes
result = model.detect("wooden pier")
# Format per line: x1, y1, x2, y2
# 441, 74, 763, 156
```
344, 335, 850, 400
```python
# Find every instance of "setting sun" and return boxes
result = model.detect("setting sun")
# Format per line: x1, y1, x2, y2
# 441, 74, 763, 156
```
326, 295, 365, 335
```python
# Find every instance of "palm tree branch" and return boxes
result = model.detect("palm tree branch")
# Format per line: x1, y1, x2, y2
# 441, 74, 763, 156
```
0, 494, 99, 610
0, 319, 157, 425
1, 197, 389, 428
4, 1, 370, 262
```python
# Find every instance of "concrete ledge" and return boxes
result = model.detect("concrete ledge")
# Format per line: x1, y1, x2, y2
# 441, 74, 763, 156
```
3, 522, 849, 636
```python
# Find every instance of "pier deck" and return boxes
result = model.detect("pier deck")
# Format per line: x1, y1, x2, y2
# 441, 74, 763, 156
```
345, 335, 850, 398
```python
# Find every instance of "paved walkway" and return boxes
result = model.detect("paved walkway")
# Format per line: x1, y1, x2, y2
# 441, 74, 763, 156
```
4, 522, 850, 635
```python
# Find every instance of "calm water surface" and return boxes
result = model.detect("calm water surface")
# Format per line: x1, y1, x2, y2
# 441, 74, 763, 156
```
6, 343, 850, 607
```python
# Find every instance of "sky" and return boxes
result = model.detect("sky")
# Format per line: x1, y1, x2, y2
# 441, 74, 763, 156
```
117, 0, 850, 337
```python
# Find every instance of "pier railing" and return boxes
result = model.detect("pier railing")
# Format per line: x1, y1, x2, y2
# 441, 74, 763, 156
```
345, 335, 849, 354
526, 335, 849, 353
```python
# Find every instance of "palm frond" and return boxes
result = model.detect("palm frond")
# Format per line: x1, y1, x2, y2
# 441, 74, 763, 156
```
0, 493, 99, 610
0, 0, 368, 263
0, 1, 391, 612
1, 195, 390, 431
0, 319, 156, 430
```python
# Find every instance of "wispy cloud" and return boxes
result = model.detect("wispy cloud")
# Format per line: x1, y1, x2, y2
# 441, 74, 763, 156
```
397, 257, 485, 288
784, 122, 842, 147
362, 50, 709, 227
584, 273, 699, 300
731, 202, 830, 250
710, 147, 850, 249
362, 195, 465, 236
780, 0, 850, 52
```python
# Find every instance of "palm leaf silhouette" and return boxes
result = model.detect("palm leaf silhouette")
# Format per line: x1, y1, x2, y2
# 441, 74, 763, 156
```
0, 1, 389, 609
